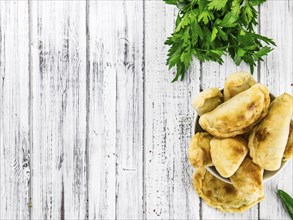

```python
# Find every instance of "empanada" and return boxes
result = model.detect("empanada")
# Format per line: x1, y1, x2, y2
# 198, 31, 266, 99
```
193, 168, 264, 213
210, 137, 248, 178
248, 93, 293, 171
283, 121, 293, 161
230, 157, 263, 193
224, 71, 256, 101
199, 84, 270, 138
192, 88, 223, 116
188, 132, 213, 167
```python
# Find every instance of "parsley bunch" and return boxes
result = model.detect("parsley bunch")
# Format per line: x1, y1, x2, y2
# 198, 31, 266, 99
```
164, 0, 275, 82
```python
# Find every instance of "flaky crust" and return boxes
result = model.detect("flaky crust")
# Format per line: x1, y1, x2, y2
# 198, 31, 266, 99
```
192, 88, 223, 116
210, 137, 248, 178
230, 157, 263, 193
224, 71, 256, 101
188, 132, 213, 167
199, 84, 270, 138
193, 168, 264, 213
249, 93, 293, 171
283, 120, 293, 161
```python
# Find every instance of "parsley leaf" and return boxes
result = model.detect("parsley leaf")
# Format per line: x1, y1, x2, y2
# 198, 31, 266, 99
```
164, 0, 275, 82
164, 0, 177, 5
198, 11, 214, 25
208, 0, 228, 11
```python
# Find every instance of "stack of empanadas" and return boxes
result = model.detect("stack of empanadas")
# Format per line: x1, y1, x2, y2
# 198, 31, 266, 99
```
189, 71, 293, 213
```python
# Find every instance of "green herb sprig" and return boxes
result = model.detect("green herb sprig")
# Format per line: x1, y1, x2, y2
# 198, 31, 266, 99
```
164, 0, 276, 82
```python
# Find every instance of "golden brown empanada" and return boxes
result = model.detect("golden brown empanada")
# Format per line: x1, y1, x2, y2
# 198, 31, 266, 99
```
230, 157, 263, 193
224, 71, 256, 101
192, 88, 223, 116
188, 132, 213, 167
193, 168, 264, 213
249, 93, 293, 171
210, 137, 248, 178
199, 84, 270, 138
283, 121, 293, 161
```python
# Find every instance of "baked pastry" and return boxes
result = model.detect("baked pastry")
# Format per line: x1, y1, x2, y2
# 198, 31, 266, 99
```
230, 157, 263, 193
192, 88, 223, 116
248, 93, 293, 171
210, 137, 248, 178
283, 120, 293, 161
188, 132, 213, 167
199, 84, 270, 138
224, 71, 256, 101
193, 168, 264, 213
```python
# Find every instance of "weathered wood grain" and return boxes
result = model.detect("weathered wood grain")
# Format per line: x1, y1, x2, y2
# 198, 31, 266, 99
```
201, 57, 256, 90
0, 2, 30, 219
114, 2, 144, 219
87, 2, 116, 219
87, 1, 144, 219
145, 2, 201, 219
30, 1, 87, 219
259, 1, 293, 219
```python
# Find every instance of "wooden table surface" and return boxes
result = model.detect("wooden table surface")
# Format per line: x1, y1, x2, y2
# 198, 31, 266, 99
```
0, 0, 292, 219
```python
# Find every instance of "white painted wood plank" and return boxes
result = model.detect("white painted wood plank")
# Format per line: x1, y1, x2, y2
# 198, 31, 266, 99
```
0, 2, 30, 219
88, 1, 144, 219
259, 1, 293, 219
201, 4, 259, 219
200, 7, 260, 219
200, 30, 258, 220
87, 2, 116, 219
114, 2, 144, 219
145, 2, 201, 219
201, 57, 254, 90
196, 4, 257, 218
30, 2, 87, 219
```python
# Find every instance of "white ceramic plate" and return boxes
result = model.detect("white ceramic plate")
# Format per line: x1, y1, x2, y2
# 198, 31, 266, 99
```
193, 92, 288, 184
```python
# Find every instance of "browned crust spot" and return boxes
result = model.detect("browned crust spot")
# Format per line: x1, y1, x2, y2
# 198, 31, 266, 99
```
255, 128, 269, 142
